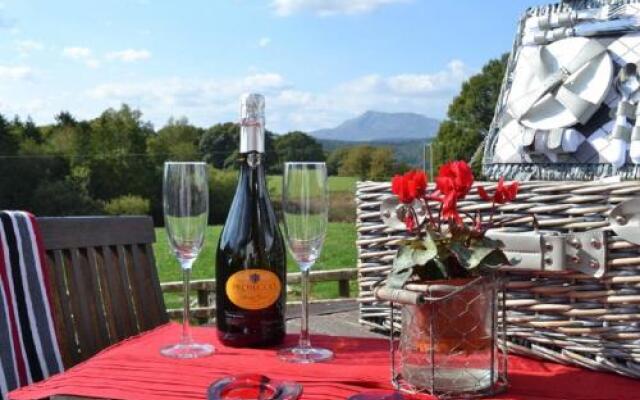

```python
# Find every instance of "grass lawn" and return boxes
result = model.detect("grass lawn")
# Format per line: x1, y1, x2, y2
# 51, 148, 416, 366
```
267, 175, 357, 196
154, 222, 358, 308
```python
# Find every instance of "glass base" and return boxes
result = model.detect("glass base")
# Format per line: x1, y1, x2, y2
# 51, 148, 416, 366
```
278, 345, 333, 364
160, 341, 215, 359
402, 364, 493, 393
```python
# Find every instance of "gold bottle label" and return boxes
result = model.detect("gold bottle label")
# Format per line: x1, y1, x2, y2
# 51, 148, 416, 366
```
225, 269, 281, 310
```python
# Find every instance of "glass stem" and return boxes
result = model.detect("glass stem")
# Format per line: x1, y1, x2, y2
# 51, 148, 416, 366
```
299, 268, 311, 349
182, 267, 192, 344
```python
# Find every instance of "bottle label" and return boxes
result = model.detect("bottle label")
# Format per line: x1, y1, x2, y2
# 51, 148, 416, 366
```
225, 269, 282, 310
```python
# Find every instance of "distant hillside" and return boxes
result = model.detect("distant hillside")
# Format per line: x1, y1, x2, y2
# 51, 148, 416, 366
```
311, 110, 439, 141
319, 138, 433, 167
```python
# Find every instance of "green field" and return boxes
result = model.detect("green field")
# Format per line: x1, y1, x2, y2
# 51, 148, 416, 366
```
267, 175, 357, 196
154, 222, 358, 308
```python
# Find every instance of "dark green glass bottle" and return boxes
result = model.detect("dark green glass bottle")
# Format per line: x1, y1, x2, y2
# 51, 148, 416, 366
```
215, 94, 286, 347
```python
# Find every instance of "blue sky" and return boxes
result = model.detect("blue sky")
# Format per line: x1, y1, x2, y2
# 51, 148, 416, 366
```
0, 0, 546, 132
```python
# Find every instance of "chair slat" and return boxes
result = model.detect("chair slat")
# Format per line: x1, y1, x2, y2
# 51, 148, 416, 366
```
61, 249, 96, 361
145, 243, 169, 326
67, 248, 109, 361
46, 250, 79, 367
85, 248, 112, 348
87, 246, 120, 345
128, 244, 166, 330
133, 244, 168, 328
100, 245, 137, 341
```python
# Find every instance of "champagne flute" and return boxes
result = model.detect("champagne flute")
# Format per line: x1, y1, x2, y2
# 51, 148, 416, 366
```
278, 162, 333, 363
161, 161, 214, 358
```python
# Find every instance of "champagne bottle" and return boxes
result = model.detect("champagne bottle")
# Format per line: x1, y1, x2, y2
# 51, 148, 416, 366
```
215, 93, 286, 347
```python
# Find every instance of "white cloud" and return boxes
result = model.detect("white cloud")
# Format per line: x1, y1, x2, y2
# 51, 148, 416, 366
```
62, 46, 101, 68
83, 61, 469, 131
88, 72, 289, 108
243, 72, 285, 88
268, 60, 472, 131
15, 40, 44, 56
106, 49, 152, 62
333, 60, 469, 97
386, 60, 469, 95
272, 0, 409, 16
85, 73, 290, 127
0, 65, 35, 81
85, 59, 101, 69
62, 46, 91, 60
11, 59, 469, 132
258, 37, 271, 47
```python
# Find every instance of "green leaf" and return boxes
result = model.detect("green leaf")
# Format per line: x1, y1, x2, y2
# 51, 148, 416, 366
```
421, 258, 449, 280
450, 241, 472, 268
450, 242, 507, 271
411, 233, 438, 266
434, 259, 449, 278
395, 245, 415, 270
481, 249, 510, 268
387, 246, 416, 289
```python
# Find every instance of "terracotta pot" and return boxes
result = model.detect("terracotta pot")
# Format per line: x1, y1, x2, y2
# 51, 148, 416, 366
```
411, 278, 492, 355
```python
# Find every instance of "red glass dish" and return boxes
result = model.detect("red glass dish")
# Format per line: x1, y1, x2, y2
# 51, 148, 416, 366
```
208, 374, 302, 400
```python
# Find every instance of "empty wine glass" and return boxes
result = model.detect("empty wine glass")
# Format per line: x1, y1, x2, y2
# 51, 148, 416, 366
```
161, 161, 214, 358
278, 162, 333, 363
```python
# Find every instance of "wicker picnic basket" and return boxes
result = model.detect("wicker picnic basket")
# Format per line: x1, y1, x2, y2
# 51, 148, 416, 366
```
357, 180, 640, 378
357, 0, 640, 379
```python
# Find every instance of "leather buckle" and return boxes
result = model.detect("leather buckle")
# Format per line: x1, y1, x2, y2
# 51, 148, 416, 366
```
486, 228, 607, 278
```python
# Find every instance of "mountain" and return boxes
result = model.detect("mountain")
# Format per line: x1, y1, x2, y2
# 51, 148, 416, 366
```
311, 110, 440, 141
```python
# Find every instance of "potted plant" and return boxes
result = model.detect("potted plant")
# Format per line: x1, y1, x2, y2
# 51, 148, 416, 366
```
377, 160, 518, 397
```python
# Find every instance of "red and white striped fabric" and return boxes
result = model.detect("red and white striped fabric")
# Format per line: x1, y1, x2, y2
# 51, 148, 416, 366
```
0, 211, 63, 400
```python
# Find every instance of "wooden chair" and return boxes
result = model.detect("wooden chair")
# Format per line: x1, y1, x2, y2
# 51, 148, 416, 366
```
38, 216, 168, 368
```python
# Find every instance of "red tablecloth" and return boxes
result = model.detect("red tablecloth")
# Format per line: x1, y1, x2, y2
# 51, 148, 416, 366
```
8, 323, 640, 400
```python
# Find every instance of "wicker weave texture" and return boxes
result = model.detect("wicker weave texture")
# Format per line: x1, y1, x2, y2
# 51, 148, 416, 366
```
356, 180, 640, 378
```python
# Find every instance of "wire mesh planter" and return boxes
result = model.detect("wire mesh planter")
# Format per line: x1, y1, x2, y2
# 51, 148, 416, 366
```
388, 275, 508, 398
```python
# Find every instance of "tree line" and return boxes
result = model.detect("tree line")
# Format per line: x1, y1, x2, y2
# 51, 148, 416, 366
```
0, 105, 406, 223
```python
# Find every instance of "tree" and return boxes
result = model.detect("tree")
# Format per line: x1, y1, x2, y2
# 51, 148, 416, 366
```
0, 114, 71, 214
148, 117, 203, 162
0, 114, 18, 155
273, 131, 325, 164
85, 105, 156, 203
432, 54, 508, 175
339, 146, 374, 179
368, 147, 395, 180
326, 147, 350, 176
48, 111, 83, 156
199, 122, 238, 168
199, 122, 279, 171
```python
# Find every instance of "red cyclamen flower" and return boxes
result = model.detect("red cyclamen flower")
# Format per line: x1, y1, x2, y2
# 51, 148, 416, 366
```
404, 214, 416, 231
391, 170, 428, 204
435, 161, 474, 223
435, 161, 474, 201
477, 177, 519, 204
